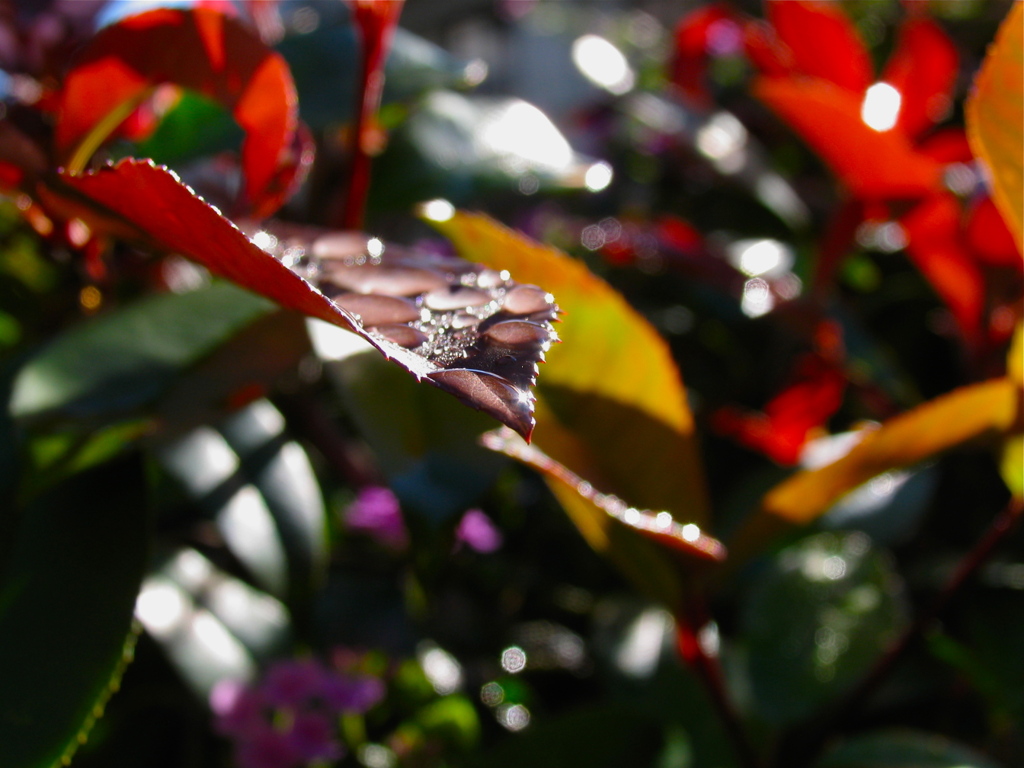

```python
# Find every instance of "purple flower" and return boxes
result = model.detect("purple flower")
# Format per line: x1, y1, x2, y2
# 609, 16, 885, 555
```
234, 728, 302, 768
455, 509, 503, 553
210, 679, 267, 738
262, 659, 328, 708
285, 712, 344, 762
321, 672, 386, 714
345, 486, 409, 549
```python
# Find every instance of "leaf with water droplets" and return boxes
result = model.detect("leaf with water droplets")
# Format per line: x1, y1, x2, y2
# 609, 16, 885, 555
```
45, 159, 558, 438
482, 427, 723, 605
427, 210, 709, 525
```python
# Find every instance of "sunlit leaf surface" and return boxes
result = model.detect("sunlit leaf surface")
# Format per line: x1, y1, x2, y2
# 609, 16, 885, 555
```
762, 378, 1020, 524
731, 377, 1022, 561
429, 210, 709, 526
56, 7, 298, 216
966, 1, 1024, 248
47, 160, 556, 438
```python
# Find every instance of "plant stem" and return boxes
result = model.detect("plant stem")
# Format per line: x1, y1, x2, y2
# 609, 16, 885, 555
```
336, 1, 403, 231
676, 600, 762, 768
779, 495, 1024, 768
66, 89, 153, 175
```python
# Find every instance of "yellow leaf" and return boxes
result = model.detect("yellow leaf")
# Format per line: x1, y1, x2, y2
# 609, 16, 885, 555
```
731, 378, 1023, 561
966, 1, 1024, 251
1002, 321, 1024, 499
429, 210, 709, 524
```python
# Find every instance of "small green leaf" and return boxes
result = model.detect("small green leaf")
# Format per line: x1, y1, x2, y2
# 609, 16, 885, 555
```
0, 454, 149, 768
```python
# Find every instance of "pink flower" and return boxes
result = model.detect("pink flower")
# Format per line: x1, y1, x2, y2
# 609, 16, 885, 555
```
345, 486, 409, 550
455, 509, 503, 553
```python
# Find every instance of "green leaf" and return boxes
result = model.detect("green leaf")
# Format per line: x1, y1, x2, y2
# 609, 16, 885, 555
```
10, 282, 274, 422
0, 454, 149, 768
740, 531, 908, 725
133, 90, 243, 167
818, 729, 1003, 768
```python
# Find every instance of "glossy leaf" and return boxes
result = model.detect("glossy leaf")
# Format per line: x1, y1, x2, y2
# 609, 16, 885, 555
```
765, 0, 872, 93
46, 160, 557, 438
882, 17, 959, 140
56, 7, 298, 216
136, 548, 290, 697
741, 531, 908, 725
429, 211, 709, 524
966, 0, 1024, 248
0, 455, 148, 768
753, 77, 943, 200
219, 400, 330, 599
10, 281, 274, 421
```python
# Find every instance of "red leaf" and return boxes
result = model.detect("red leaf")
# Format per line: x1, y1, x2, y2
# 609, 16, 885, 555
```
56, 7, 298, 217
753, 77, 944, 200
42, 160, 558, 438
882, 17, 959, 140
711, 352, 846, 466
901, 193, 985, 344
765, 0, 873, 93
670, 3, 742, 105
965, 195, 1024, 271
916, 126, 974, 163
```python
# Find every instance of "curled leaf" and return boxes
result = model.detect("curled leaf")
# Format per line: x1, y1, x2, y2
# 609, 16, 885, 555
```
56, 7, 298, 216
45, 160, 558, 438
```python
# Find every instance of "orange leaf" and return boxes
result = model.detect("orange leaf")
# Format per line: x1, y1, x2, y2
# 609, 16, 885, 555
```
753, 77, 943, 200
765, 377, 1020, 523
966, 1, 1024, 252
56, 7, 297, 217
